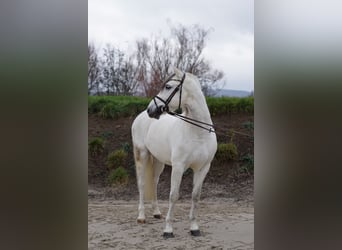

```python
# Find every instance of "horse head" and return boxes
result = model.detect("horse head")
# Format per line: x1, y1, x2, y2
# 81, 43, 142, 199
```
147, 67, 190, 119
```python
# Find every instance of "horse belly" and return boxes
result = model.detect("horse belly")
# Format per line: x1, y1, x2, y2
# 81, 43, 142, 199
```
189, 137, 217, 171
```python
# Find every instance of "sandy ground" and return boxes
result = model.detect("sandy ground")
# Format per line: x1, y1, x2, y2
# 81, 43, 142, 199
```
88, 197, 254, 249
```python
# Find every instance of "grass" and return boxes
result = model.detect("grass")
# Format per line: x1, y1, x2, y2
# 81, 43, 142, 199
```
88, 95, 254, 119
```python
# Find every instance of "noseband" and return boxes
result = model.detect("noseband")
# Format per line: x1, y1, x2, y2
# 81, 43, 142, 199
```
152, 73, 186, 114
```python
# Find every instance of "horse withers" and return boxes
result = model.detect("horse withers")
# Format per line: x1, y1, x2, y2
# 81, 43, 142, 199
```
131, 68, 217, 238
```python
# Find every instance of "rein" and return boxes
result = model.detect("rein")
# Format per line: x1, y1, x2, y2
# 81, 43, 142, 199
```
152, 72, 216, 133
151, 73, 253, 138
167, 111, 215, 133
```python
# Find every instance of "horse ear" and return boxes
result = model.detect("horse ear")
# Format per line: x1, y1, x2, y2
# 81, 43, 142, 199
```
173, 67, 183, 77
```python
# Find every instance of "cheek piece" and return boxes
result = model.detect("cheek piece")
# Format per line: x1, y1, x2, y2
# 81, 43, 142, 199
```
152, 73, 185, 116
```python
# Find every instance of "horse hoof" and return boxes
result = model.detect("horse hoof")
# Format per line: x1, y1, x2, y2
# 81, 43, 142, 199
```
137, 219, 146, 224
163, 232, 174, 238
190, 230, 201, 236
153, 214, 162, 219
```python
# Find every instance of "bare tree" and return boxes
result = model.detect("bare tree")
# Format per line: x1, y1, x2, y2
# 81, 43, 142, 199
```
88, 43, 101, 95
102, 44, 139, 95
172, 24, 208, 72
172, 23, 226, 96
135, 37, 174, 96
135, 23, 225, 97
88, 23, 225, 97
119, 55, 140, 95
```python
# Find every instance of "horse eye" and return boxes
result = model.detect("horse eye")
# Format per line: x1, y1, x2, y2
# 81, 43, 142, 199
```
165, 85, 172, 90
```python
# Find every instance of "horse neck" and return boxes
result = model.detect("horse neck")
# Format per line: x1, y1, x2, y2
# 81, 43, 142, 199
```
183, 91, 213, 127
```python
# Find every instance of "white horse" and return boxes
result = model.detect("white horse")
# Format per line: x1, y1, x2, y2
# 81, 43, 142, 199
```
131, 68, 217, 238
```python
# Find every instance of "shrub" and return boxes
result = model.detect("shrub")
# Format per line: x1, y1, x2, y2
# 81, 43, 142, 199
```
207, 96, 254, 115
88, 96, 150, 119
88, 96, 254, 119
121, 142, 132, 153
88, 137, 105, 156
128, 164, 136, 177
107, 149, 128, 169
240, 154, 254, 173
101, 131, 113, 139
107, 167, 129, 186
242, 121, 254, 130
215, 143, 238, 162
88, 98, 109, 114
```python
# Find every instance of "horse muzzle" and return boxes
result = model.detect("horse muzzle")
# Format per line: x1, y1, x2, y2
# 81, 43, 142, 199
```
147, 105, 166, 119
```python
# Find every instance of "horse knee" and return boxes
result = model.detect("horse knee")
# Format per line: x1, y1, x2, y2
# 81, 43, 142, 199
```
169, 191, 179, 203
192, 193, 200, 202
169, 167, 183, 202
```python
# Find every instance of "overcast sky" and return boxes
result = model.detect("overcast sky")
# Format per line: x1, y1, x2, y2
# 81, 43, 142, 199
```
88, 0, 254, 91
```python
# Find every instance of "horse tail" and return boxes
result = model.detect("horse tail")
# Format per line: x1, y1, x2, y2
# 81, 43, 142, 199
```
134, 146, 155, 201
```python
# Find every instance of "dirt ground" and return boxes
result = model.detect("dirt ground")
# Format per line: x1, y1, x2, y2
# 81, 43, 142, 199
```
88, 195, 254, 249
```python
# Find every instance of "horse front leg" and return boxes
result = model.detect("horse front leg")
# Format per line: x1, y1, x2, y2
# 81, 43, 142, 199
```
163, 165, 184, 238
189, 164, 210, 236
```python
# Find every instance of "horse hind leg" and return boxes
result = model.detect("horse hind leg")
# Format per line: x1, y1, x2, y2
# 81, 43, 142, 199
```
134, 146, 151, 224
189, 164, 210, 236
152, 159, 164, 219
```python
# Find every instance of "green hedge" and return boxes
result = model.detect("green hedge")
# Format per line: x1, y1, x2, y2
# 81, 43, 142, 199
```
88, 96, 253, 118
88, 96, 150, 118
206, 97, 254, 115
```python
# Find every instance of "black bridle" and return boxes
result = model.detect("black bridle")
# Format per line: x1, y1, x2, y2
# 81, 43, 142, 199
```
152, 73, 186, 114
152, 73, 215, 133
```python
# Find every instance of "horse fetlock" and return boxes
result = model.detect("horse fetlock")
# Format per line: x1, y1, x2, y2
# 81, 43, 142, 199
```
137, 209, 145, 223
152, 207, 161, 218
169, 192, 179, 203
163, 222, 173, 235
190, 220, 199, 231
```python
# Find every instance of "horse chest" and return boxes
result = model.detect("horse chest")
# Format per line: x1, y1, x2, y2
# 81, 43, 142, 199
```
144, 130, 172, 164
